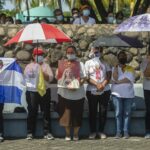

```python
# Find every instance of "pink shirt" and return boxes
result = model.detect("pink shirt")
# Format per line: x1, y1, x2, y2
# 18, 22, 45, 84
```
24, 62, 53, 91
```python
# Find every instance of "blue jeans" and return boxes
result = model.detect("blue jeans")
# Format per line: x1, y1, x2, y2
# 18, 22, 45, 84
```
112, 95, 133, 134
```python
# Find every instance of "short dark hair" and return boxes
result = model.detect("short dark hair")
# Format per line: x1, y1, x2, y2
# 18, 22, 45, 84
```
115, 11, 124, 19
117, 51, 126, 58
66, 45, 77, 53
54, 9, 63, 15
72, 8, 79, 13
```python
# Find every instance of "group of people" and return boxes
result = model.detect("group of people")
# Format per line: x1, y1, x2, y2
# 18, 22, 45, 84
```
0, 45, 150, 142
31, 5, 125, 25
0, 4, 126, 25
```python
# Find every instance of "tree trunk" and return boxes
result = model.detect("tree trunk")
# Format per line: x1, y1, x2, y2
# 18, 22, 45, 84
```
26, 0, 30, 21
58, 0, 62, 11
108, 0, 114, 12
141, 0, 150, 13
94, 0, 108, 23
132, 0, 142, 16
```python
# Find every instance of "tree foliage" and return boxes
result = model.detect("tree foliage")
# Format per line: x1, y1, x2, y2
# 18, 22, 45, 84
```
0, 0, 4, 10
1, 0, 150, 22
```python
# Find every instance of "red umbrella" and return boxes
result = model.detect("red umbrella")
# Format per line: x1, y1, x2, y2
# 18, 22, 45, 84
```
4, 23, 72, 46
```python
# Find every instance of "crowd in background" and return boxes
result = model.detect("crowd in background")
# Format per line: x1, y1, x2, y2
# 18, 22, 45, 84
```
0, 4, 145, 25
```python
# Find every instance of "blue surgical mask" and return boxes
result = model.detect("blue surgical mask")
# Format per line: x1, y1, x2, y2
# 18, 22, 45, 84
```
116, 19, 122, 24
67, 54, 76, 60
56, 15, 63, 21
83, 9, 90, 16
94, 51, 101, 58
107, 16, 114, 24
35, 56, 44, 63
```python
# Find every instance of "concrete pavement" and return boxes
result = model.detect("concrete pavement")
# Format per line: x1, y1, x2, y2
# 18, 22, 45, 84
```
0, 137, 150, 150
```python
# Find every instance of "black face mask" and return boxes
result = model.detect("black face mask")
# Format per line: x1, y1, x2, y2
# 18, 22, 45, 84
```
119, 58, 127, 65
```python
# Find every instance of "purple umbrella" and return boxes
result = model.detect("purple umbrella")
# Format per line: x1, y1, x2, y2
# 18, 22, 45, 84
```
114, 13, 150, 33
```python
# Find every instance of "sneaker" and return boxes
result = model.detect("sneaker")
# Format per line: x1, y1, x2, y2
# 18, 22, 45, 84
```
65, 136, 71, 141
99, 133, 107, 139
89, 133, 96, 139
124, 132, 129, 139
145, 133, 150, 139
0, 136, 4, 142
114, 133, 122, 139
44, 133, 54, 140
73, 136, 79, 141
26, 134, 33, 140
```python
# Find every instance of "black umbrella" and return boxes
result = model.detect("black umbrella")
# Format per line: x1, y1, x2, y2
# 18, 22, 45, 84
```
93, 34, 143, 48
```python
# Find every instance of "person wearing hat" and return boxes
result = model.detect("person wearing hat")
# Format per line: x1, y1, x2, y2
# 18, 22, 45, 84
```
85, 46, 111, 139
24, 48, 54, 140
73, 5, 96, 25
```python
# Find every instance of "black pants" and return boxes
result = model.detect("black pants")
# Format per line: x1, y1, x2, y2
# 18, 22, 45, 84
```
86, 90, 110, 133
144, 90, 150, 133
0, 103, 4, 135
26, 89, 52, 135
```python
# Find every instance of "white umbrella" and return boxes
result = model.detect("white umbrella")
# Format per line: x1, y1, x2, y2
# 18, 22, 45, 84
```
114, 13, 150, 33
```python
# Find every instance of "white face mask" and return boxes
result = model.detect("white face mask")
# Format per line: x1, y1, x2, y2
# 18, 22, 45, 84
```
35, 55, 44, 63
67, 54, 76, 60
73, 13, 79, 19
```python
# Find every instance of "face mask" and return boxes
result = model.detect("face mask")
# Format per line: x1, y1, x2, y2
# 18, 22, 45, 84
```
56, 15, 63, 21
116, 19, 122, 24
119, 58, 127, 65
94, 51, 101, 58
35, 55, 44, 63
83, 9, 90, 16
107, 17, 114, 24
67, 54, 76, 60
73, 13, 79, 19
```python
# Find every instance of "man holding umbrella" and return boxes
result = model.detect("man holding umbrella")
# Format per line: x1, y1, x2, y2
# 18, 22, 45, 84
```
24, 48, 54, 140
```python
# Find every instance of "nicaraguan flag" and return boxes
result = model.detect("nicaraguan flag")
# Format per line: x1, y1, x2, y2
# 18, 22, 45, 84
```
0, 58, 25, 104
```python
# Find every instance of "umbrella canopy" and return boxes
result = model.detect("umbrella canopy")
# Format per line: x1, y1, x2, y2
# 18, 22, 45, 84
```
23, 6, 54, 19
93, 34, 143, 48
114, 13, 150, 33
4, 23, 72, 46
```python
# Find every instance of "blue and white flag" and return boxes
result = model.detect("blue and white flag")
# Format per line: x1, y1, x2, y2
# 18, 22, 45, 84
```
0, 58, 25, 104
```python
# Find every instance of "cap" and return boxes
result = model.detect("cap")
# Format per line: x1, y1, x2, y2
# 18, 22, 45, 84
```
33, 48, 44, 56
80, 5, 90, 11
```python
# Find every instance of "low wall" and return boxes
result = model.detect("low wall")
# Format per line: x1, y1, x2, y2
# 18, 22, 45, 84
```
3, 84, 146, 138
0, 24, 149, 83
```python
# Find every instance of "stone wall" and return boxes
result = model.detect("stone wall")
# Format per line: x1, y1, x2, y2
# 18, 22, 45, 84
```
0, 24, 149, 82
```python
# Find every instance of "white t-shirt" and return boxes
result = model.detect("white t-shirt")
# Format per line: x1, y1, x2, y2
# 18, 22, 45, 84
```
73, 17, 96, 25
111, 65, 135, 98
140, 57, 150, 90
85, 57, 111, 94
57, 62, 86, 100
24, 62, 53, 92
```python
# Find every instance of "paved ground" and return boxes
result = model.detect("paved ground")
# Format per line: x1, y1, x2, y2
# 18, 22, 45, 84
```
0, 137, 150, 150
